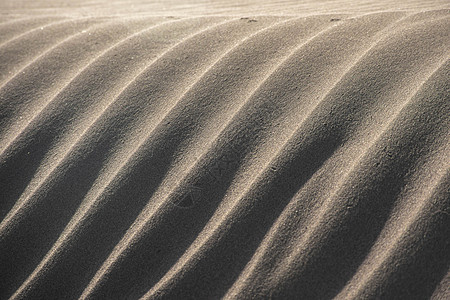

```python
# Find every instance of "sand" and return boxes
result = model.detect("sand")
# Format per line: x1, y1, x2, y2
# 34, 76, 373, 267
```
0, 1, 449, 299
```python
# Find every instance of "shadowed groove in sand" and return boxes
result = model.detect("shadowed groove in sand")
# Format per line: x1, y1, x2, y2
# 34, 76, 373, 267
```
269, 19, 447, 273
337, 149, 449, 299
225, 37, 448, 300
9, 17, 316, 300
302, 55, 443, 276
0, 16, 233, 233
334, 60, 450, 299
77, 15, 336, 298
223, 19, 450, 300
83, 10, 433, 299
286, 56, 449, 269
0, 17, 198, 232
7, 17, 266, 300
140, 12, 425, 298
0, 17, 205, 298
0, 16, 182, 150
0, 19, 108, 129
43, 15, 344, 300
0, 7, 449, 300
144, 12, 448, 299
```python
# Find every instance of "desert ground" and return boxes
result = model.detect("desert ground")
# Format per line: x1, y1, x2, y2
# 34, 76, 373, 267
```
0, 0, 449, 299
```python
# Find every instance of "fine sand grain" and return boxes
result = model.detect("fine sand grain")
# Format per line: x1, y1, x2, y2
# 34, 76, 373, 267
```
0, 1, 449, 299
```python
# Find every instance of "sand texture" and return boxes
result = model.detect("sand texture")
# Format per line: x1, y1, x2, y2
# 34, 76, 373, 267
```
0, 1, 449, 299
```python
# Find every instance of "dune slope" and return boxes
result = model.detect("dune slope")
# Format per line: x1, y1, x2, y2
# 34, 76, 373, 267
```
0, 2, 449, 300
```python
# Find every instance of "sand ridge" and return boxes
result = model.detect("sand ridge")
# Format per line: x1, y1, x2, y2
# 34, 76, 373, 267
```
0, 1, 449, 299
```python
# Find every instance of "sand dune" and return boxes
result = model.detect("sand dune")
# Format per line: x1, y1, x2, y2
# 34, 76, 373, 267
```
0, 1, 449, 299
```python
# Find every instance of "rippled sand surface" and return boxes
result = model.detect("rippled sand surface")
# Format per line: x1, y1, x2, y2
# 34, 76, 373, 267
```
0, 1, 449, 299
